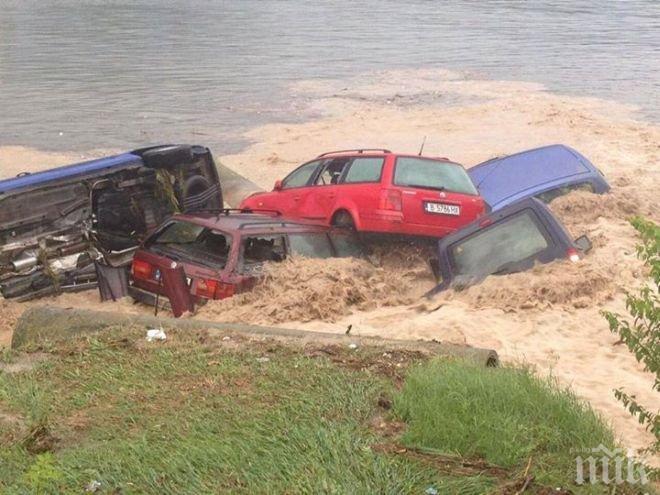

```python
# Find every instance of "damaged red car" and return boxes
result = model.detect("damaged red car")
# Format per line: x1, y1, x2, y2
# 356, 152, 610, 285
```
239, 149, 486, 238
129, 210, 363, 311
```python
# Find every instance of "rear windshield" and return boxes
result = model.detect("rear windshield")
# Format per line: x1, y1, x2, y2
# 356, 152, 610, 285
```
450, 210, 549, 277
394, 157, 478, 195
148, 220, 232, 269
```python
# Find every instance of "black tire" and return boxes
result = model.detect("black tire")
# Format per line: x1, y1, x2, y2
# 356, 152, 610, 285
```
331, 210, 356, 230
182, 175, 223, 211
140, 145, 194, 169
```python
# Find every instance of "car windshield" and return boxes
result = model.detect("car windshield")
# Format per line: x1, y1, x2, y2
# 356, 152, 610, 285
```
394, 157, 478, 195
148, 220, 231, 268
450, 210, 549, 278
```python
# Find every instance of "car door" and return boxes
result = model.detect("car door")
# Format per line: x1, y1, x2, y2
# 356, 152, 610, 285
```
333, 156, 385, 219
298, 157, 350, 220
270, 159, 324, 217
253, 160, 322, 217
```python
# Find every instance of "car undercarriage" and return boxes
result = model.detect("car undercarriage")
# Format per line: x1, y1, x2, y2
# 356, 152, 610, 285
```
0, 145, 222, 300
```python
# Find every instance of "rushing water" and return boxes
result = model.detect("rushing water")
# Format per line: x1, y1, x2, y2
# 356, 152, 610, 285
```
0, 0, 658, 153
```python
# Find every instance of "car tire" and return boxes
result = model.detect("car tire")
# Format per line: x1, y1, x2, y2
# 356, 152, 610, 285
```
331, 210, 356, 230
182, 175, 223, 212
141, 145, 194, 169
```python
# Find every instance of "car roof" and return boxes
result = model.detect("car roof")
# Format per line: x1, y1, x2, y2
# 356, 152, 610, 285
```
316, 149, 455, 162
0, 153, 143, 194
467, 144, 607, 210
171, 212, 330, 234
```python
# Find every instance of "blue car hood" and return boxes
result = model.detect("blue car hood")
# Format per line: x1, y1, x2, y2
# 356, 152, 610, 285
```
468, 144, 608, 211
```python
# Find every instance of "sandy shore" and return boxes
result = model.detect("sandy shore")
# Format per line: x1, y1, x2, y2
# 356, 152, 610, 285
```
1, 68, 658, 458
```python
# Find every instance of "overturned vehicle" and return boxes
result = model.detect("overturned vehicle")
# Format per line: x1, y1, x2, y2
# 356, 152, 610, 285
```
0, 145, 223, 300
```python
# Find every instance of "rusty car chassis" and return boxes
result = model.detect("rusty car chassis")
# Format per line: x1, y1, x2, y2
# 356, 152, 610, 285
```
0, 145, 222, 300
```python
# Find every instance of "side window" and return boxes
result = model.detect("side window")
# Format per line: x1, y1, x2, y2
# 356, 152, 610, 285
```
239, 235, 286, 274
315, 158, 350, 185
282, 160, 321, 189
288, 233, 334, 258
343, 158, 384, 183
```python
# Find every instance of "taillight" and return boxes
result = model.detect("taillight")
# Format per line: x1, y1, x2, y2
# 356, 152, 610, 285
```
196, 278, 217, 299
214, 282, 235, 299
196, 279, 235, 299
567, 248, 581, 263
132, 259, 154, 280
379, 189, 402, 211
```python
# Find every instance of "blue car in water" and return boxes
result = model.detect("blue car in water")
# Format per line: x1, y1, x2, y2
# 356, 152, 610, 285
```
428, 197, 592, 295
468, 144, 610, 212
0, 145, 223, 300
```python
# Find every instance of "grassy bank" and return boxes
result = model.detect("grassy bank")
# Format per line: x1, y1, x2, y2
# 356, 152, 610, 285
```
0, 327, 645, 494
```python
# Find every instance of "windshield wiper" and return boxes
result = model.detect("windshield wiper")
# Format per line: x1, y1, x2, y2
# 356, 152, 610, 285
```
402, 184, 446, 192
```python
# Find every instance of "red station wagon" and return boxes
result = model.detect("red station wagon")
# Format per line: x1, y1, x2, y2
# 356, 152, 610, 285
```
129, 211, 362, 310
240, 149, 486, 238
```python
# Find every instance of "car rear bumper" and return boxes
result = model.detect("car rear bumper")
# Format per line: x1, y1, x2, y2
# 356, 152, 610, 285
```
128, 284, 171, 310
360, 212, 454, 238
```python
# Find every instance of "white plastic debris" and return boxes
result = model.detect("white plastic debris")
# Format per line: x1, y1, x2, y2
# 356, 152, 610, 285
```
85, 480, 101, 493
256, 357, 270, 363
146, 328, 167, 342
425, 488, 438, 495
222, 336, 231, 341
348, 343, 358, 350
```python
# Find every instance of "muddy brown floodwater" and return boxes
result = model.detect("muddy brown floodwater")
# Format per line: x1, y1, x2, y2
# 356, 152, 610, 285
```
1, 69, 658, 461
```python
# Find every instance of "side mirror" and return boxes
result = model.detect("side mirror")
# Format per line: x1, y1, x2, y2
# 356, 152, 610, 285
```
574, 235, 592, 253
273, 179, 283, 191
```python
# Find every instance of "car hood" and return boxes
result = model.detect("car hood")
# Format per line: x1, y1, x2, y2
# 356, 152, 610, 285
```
468, 144, 608, 211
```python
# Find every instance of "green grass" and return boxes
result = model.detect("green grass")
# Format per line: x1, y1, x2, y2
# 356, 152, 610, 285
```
394, 359, 621, 490
0, 328, 647, 494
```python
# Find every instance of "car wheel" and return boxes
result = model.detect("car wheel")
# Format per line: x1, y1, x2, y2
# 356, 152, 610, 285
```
182, 175, 223, 212
332, 211, 356, 230
141, 145, 194, 168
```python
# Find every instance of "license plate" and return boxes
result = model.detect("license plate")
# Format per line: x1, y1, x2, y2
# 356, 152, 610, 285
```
424, 202, 460, 216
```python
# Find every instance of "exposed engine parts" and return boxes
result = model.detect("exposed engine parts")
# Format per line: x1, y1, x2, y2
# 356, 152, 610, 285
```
0, 145, 223, 300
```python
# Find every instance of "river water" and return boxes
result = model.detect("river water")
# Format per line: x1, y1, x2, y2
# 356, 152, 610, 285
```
0, 0, 658, 153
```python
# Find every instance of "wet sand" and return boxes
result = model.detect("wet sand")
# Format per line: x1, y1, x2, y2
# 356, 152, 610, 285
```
1, 68, 658, 458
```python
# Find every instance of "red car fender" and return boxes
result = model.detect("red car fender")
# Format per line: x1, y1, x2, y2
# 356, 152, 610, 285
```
330, 200, 362, 229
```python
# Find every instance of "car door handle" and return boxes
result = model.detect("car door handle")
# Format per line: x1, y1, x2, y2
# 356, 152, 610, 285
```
293, 196, 300, 201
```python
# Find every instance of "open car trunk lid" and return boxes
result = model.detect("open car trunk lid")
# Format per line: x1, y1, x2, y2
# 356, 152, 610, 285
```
468, 144, 609, 211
